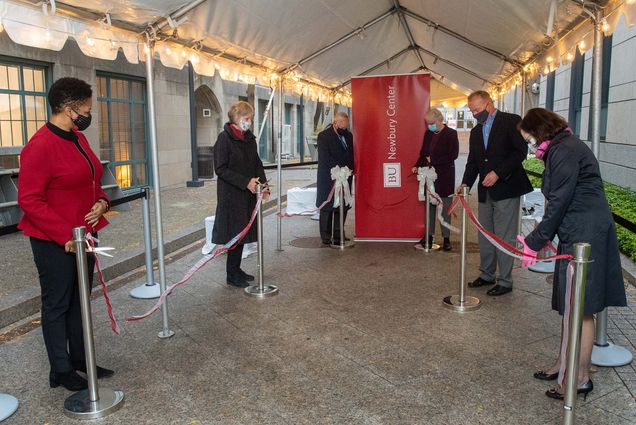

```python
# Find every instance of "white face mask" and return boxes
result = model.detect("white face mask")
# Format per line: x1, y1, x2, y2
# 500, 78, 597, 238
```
238, 119, 251, 132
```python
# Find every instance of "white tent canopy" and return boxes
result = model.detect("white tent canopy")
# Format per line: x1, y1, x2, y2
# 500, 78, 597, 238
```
3, 0, 636, 104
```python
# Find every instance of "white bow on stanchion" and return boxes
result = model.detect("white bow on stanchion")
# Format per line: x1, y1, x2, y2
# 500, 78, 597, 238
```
330, 165, 353, 208
417, 167, 459, 233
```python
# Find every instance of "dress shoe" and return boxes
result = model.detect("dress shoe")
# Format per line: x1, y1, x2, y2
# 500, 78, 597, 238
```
73, 362, 115, 378
487, 284, 512, 296
468, 277, 495, 288
534, 370, 558, 381
546, 379, 593, 400
226, 274, 249, 288
238, 269, 255, 281
442, 238, 452, 251
321, 239, 332, 246
49, 370, 88, 391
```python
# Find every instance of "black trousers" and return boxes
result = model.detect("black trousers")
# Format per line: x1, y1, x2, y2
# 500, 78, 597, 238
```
319, 209, 348, 242
30, 237, 95, 373
226, 243, 244, 276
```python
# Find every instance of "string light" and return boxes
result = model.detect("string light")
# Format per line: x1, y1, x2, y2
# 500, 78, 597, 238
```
578, 40, 586, 51
600, 18, 609, 34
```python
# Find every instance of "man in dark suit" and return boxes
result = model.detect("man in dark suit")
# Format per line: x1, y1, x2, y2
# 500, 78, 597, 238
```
316, 112, 354, 245
457, 91, 532, 296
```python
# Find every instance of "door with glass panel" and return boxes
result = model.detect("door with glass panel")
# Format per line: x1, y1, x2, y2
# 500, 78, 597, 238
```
96, 74, 148, 189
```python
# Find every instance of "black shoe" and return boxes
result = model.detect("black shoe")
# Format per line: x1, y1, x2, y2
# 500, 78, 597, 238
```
546, 380, 593, 400
73, 362, 115, 378
321, 239, 332, 246
442, 238, 452, 251
238, 269, 255, 281
49, 370, 88, 391
468, 277, 495, 288
487, 284, 512, 296
227, 274, 249, 288
534, 370, 558, 381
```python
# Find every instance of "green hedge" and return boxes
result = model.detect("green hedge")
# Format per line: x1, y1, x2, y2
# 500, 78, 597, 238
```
523, 158, 636, 261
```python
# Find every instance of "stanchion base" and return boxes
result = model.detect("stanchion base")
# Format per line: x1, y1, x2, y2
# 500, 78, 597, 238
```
330, 240, 355, 249
63, 388, 124, 420
420, 243, 441, 253
529, 261, 555, 273
0, 394, 19, 421
592, 342, 633, 367
244, 284, 279, 298
129, 283, 161, 299
158, 329, 175, 339
442, 295, 481, 312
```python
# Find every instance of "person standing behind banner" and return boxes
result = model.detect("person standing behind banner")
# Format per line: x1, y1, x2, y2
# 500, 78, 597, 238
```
18, 77, 114, 392
456, 90, 533, 296
212, 101, 269, 288
412, 108, 459, 251
518, 108, 626, 400
316, 112, 354, 245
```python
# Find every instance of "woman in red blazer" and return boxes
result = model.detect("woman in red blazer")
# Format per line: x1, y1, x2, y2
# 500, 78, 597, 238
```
18, 77, 114, 391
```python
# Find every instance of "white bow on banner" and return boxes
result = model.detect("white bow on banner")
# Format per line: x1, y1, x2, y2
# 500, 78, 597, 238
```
417, 167, 459, 233
330, 165, 353, 208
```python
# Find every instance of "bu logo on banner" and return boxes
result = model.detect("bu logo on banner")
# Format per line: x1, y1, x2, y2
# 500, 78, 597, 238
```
383, 163, 401, 187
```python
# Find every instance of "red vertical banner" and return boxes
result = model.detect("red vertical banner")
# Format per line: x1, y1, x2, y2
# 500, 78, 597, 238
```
352, 73, 430, 240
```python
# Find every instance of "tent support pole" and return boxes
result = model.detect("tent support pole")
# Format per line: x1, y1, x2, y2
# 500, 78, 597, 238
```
144, 41, 174, 339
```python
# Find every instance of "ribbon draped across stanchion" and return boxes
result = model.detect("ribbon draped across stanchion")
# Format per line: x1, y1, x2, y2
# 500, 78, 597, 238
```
457, 195, 572, 263
417, 167, 460, 239
127, 193, 264, 321
85, 234, 120, 335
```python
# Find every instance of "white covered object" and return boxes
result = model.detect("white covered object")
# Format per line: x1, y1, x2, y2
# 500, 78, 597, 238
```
286, 187, 317, 215
202, 215, 256, 259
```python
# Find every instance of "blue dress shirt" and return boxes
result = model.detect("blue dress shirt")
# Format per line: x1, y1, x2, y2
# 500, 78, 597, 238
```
482, 109, 498, 149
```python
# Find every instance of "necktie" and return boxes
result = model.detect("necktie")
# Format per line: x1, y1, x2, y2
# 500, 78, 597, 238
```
339, 135, 347, 150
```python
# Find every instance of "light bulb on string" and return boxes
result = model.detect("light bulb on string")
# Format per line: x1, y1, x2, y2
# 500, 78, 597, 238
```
578, 40, 586, 51
601, 18, 609, 34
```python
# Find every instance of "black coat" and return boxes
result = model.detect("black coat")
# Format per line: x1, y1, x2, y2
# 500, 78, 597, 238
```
462, 111, 533, 202
212, 123, 266, 245
414, 125, 459, 197
316, 124, 354, 211
525, 131, 626, 315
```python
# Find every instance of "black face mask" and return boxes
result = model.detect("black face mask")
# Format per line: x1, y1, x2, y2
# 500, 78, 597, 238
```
473, 109, 489, 124
336, 127, 348, 136
72, 111, 92, 131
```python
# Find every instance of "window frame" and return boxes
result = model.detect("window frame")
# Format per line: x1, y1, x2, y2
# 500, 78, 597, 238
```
96, 71, 149, 190
0, 56, 52, 154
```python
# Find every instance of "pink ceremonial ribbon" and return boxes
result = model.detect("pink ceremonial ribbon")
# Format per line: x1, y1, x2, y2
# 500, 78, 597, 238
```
457, 196, 572, 262
86, 235, 121, 335
277, 182, 336, 218
127, 193, 264, 321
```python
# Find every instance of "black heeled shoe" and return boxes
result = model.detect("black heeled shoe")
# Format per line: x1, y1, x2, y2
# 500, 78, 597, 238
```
546, 379, 593, 400
238, 269, 255, 282
73, 362, 115, 378
534, 370, 558, 381
49, 370, 88, 391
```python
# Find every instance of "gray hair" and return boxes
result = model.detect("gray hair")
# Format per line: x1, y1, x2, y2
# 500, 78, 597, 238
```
424, 108, 444, 123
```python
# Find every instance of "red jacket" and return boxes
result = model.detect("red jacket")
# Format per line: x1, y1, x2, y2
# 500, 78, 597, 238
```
18, 124, 109, 246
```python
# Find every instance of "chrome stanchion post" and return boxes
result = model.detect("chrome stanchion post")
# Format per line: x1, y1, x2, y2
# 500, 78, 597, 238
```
563, 243, 591, 425
591, 308, 633, 366
130, 188, 161, 299
423, 180, 440, 252
245, 184, 278, 298
443, 186, 480, 311
64, 227, 124, 419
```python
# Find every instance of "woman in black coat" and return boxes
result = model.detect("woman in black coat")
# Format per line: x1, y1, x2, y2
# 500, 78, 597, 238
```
412, 108, 459, 251
519, 108, 626, 400
212, 101, 268, 287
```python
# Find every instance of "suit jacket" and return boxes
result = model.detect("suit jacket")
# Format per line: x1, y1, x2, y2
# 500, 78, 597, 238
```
414, 125, 459, 197
18, 124, 109, 246
461, 110, 532, 202
316, 124, 354, 211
